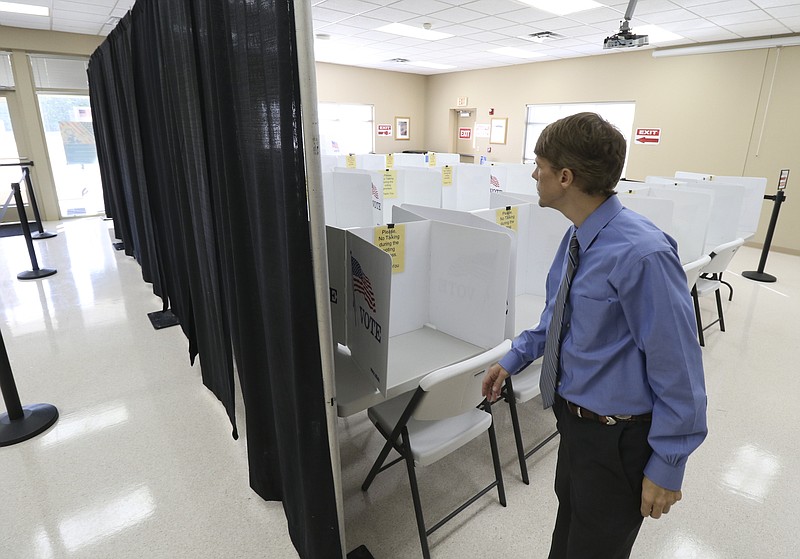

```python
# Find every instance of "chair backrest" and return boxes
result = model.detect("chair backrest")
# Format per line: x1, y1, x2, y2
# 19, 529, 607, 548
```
682, 254, 712, 290
703, 238, 745, 275
413, 339, 512, 421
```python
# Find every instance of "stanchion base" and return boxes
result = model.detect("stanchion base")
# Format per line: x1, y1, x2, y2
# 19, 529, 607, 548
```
347, 545, 375, 559
147, 309, 180, 330
0, 403, 59, 447
31, 231, 57, 240
17, 268, 57, 280
742, 270, 777, 283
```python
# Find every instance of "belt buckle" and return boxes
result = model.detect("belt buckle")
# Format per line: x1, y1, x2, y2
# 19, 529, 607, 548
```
575, 405, 583, 418
604, 415, 617, 426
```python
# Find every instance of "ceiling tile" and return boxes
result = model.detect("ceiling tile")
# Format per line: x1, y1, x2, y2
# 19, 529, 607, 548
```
766, 4, 800, 17
722, 20, 792, 34
689, 0, 764, 18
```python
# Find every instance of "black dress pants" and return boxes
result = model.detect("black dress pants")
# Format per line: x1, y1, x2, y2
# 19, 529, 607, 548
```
548, 395, 653, 559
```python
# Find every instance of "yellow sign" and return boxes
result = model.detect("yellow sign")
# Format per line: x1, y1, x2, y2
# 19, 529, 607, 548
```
496, 206, 518, 231
346, 154, 357, 168
374, 224, 405, 273
428, 152, 437, 167
386, 153, 395, 169
442, 165, 453, 186
383, 170, 398, 199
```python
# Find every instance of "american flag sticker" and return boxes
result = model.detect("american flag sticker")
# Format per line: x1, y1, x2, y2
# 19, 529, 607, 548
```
371, 182, 380, 201
490, 175, 502, 191
351, 255, 376, 312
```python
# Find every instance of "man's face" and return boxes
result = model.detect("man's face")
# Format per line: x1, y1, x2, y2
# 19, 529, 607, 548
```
532, 156, 565, 209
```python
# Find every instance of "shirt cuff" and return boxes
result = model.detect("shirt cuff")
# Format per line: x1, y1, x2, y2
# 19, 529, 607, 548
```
498, 351, 527, 376
643, 453, 686, 492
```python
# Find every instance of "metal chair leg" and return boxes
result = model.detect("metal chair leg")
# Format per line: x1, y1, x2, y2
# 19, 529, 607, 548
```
692, 286, 704, 347
362, 437, 395, 491
715, 289, 726, 332
503, 378, 529, 485
402, 429, 430, 559
485, 406, 507, 507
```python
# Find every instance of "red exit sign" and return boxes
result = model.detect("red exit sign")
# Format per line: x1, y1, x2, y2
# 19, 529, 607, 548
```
459, 127, 472, 139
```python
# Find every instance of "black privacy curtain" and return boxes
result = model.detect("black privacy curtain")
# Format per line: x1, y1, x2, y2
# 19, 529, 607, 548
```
87, 0, 340, 556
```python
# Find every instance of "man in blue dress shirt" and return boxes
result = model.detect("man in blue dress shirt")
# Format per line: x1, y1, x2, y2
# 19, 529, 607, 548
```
482, 112, 707, 558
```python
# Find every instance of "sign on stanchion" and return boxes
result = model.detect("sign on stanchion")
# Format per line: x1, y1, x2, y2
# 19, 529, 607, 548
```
11, 182, 57, 280
742, 169, 789, 283
0, 325, 59, 447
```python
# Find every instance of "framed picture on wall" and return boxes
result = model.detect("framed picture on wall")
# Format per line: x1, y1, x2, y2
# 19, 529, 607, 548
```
395, 116, 410, 140
489, 117, 508, 145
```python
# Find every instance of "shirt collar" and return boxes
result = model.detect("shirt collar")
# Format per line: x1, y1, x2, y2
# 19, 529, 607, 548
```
573, 195, 623, 252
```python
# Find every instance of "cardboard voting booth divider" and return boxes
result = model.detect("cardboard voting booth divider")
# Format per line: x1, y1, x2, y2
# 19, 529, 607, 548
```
489, 163, 537, 195
617, 184, 712, 264
335, 167, 441, 224
697, 175, 766, 240
441, 164, 491, 211
322, 171, 382, 228
326, 226, 348, 347
486, 193, 571, 334
393, 204, 517, 339
426, 152, 460, 167
321, 154, 346, 173
356, 154, 387, 170
345, 220, 511, 398
392, 153, 427, 167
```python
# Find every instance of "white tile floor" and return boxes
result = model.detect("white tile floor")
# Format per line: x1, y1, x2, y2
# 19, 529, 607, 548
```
1, 217, 798, 558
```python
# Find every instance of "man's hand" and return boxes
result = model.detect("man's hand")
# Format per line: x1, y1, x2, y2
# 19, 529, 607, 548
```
641, 476, 682, 519
482, 363, 510, 403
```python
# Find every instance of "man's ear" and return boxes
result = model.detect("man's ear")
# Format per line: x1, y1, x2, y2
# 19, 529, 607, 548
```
559, 167, 575, 190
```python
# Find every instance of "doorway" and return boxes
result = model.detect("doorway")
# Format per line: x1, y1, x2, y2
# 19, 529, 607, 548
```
451, 108, 476, 163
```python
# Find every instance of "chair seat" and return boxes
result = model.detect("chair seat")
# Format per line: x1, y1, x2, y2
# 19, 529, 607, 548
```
368, 392, 492, 467
511, 361, 542, 403
695, 277, 721, 296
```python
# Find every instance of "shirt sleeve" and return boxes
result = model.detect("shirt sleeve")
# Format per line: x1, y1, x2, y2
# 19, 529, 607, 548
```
612, 249, 708, 491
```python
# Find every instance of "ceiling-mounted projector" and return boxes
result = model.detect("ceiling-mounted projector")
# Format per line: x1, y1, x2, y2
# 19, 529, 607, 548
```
604, 29, 648, 49
603, 0, 648, 49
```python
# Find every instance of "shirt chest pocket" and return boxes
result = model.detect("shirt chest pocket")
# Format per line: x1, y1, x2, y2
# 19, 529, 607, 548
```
569, 295, 624, 348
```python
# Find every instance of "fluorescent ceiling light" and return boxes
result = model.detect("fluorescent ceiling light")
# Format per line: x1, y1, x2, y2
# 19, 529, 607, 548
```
314, 40, 382, 64
404, 61, 456, 70
376, 23, 453, 41
0, 1, 49, 16
653, 35, 800, 57
490, 47, 547, 59
635, 25, 683, 44
516, 0, 603, 16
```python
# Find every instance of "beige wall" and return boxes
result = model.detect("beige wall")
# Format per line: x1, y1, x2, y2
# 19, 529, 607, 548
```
315, 63, 428, 154
1, 26, 102, 222
422, 48, 799, 253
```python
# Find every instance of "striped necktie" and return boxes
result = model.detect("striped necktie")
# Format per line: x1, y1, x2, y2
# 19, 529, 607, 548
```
540, 232, 580, 409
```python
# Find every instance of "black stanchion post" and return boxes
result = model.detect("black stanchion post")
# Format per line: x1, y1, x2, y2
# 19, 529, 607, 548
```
743, 170, 789, 283
22, 167, 57, 240
0, 326, 59, 447
12, 182, 57, 281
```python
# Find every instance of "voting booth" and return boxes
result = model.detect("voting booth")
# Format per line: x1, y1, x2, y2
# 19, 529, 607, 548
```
488, 163, 537, 195
441, 164, 491, 211
321, 171, 382, 228
393, 204, 517, 339
342, 220, 511, 398
332, 167, 442, 224
429, 152, 461, 167
482, 193, 571, 333
392, 153, 427, 168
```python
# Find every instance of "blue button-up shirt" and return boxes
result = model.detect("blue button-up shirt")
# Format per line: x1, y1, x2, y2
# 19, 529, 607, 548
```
499, 195, 707, 490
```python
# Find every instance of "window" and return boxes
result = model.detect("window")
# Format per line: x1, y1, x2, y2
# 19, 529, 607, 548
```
29, 55, 104, 217
0, 53, 13, 89
318, 103, 374, 155
523, 102, 635, 178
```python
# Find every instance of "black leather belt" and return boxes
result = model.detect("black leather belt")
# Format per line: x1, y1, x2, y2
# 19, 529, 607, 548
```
564, 399, 652, 426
